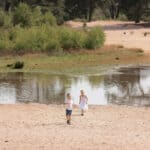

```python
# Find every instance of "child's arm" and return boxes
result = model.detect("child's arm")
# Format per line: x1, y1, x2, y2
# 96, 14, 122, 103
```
86, 95, 88, 104
64, 100, 68, 105
79, 96, 81, 104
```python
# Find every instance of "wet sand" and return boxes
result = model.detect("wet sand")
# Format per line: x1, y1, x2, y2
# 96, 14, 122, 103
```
0, 104, 150, 150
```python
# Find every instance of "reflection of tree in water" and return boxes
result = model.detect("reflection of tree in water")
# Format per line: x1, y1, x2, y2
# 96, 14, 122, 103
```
21, 74, 72, 104
0, 72, 25, 99
104, 67, 150, 106
88, 75, 104, 88
0, 73, 72, 104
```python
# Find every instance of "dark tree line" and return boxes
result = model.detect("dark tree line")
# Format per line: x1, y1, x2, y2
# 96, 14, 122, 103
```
0, 0, 149, 23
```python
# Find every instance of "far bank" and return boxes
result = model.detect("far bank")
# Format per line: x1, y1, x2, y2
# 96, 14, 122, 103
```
0, 46, 150, 73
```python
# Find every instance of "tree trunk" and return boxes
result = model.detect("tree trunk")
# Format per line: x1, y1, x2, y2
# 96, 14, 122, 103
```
88, 4, 94, 21
88, 0, 94, 22
5, 1, 11, 11
135, 1, 142, 23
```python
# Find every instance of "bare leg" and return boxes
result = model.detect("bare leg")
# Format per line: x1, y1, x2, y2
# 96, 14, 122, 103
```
81, 109, 84, 116
66, 115, 69, 124
69, 115, 71, 124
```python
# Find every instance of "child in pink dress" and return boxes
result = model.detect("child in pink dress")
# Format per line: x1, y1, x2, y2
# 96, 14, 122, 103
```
79, 90, 88, 116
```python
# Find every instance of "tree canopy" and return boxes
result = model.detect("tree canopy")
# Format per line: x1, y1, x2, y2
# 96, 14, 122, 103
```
0, 0, 149, 23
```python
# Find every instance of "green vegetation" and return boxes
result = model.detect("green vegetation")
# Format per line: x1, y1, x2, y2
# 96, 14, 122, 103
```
13, 61, 24, 69
0, 3, 57, 28
0, 3, 105, 53
0, 1, 148, 71
0, 25, 105, 53
0, 0, 149, 23
13, 3, 57, 27
84, 27, 105, 49
0, 1, 148, 55
7, 61, 24, 69
0, 8, 12, 28
0, 46, 146, 73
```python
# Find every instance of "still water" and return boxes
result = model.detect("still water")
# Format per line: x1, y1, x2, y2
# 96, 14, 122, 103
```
0, 66, 150, 106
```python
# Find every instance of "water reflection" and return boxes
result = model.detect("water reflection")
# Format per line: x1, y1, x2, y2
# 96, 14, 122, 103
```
0, 66, 149, 106
104, 66, 150, 106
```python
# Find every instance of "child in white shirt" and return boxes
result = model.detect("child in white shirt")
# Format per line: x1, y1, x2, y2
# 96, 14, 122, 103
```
65, 93, 73, 125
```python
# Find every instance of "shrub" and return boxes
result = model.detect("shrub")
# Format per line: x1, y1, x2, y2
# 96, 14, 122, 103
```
13, 4, 57, 27
40, 26, 61, 52
59, 27, 76, 49
32, 7, 57, 26
71, 31, 86, 49
13, 26, 43, 51
45, 38, 61, 53
41, 12, 57, 26
0, 9, 6, 27
12, 25, 60, 52
0, 39, 12, 50
118, 13, 128, 21
31, 6, 43, 26
84, 27, 105, 49
0, 25, 105, 53
49, 1, 65, 25
13, 61, 24, 69
0, 31, 13, 50
59, 27, 86, 50
0, 9, 13, 28
7, 61, 24, 69
13, 3, 32, 27
141, 13, 150, 22
4, 13, 13, 28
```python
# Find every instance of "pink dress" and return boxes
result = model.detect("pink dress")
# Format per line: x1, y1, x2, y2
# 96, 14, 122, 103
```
79, 95, 88, 110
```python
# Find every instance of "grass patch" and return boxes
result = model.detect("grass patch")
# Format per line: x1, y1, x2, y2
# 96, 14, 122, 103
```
0, 46, 148, 73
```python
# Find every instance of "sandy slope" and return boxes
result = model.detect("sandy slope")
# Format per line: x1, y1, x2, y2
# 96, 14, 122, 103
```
65, 21, 150, 52
0, 104, 150, 150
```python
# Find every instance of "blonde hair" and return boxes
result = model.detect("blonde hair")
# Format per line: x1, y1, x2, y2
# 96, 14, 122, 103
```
80, 90, 84, 94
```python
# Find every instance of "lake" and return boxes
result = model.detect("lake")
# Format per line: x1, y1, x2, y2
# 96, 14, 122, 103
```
0, 66, 150, 106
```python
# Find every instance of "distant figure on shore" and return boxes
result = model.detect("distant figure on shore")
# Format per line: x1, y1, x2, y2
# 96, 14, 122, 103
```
79, 90, 88, 116
65, 93, 73, 125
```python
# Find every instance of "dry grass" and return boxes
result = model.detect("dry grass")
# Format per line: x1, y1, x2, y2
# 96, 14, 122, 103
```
0, 45, 149, 73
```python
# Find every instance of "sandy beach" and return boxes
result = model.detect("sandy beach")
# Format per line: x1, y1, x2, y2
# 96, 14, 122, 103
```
66, 21, 150, 52
0, 21, 149, 150
0, 104, 150, 150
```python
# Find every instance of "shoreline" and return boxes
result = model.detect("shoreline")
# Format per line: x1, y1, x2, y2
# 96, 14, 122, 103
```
0, 103, 150, 150
0, 48, 150, 73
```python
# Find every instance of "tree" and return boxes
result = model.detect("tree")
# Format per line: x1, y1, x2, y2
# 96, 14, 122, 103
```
0, 0, 149, 23
13, 2, 32, 27
65, 0, 100, 22
120, 0, 149, 23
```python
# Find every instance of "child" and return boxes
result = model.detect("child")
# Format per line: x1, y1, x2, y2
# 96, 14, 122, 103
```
65, 93, 73, 125
79, 90, 88, 116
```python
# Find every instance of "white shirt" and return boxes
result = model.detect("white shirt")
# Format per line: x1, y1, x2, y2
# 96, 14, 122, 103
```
65, 99, 73, 110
